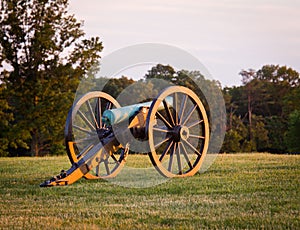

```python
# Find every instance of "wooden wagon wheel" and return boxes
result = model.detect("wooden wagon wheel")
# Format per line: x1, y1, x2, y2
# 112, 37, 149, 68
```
65, 91, 126, 179
146, 86, 209, 177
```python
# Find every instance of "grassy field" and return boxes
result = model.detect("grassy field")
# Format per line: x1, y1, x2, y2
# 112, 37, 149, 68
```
0, 153, 299, 229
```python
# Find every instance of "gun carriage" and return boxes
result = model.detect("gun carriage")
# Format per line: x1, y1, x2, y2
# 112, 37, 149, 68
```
40, 86, 209, 187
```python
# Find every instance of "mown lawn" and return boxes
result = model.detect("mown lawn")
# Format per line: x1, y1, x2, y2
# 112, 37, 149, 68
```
0, 153, 299, 229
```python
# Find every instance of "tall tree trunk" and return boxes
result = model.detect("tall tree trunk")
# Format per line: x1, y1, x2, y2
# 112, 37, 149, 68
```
31, 130, 39, 157
248, 93, 252, 141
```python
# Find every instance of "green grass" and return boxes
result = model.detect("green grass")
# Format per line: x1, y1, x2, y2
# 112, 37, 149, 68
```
0, 153, 299, 229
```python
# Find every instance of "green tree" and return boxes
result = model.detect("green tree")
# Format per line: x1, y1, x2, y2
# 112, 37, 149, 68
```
250, 115, 269, 151
222, 130, 243, 153
228, 65, 299, 153
256, 65, 299, 118
283, 85, 300, 115
257, 65, 299, 87
255, 65, 299, 152
285, 110, 300, 153
145, 64, 176, 82
0, 82, 14, 156
0, 0, 103, 156
221, 114, 247, 153
102, 76, 135, 100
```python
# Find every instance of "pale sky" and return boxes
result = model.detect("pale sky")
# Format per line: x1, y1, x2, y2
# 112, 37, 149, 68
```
69, 0, 300, 87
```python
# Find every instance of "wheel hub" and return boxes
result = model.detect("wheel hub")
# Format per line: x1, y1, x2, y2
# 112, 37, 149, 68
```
172, 125, 189, 142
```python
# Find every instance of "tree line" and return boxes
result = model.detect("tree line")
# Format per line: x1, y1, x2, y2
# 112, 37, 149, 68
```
1, 0, 299, 156
222, 65, 300, 153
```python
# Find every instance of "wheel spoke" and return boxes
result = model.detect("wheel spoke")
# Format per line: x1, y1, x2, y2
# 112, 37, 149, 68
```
153, 127, 170, 133
156, 111, 173, 129
181, 104, 197, 126
103, 102, 112, 128
110, 154, 118, 163
77, 143, 94, 159
78, 109, 96, 131
174, 93, 179, 125
187, 119, 203, 129
86, 100, 99, 129
179, 142, 193, 170
97, 98, 103, 128
105, 102, 112, 110
104, 160, 111, 175
182, 139, 202, 156
154, 136, 171, 149
176, 142, 182, 174
163, 99, 175, 126
168, 142, 177, 171
178, 94, 187, 124
73, 125, 95, 135
74, 135, 98, 144
189, 134, 205, 139
159, 140, 174, 162
95, 164, 100, 176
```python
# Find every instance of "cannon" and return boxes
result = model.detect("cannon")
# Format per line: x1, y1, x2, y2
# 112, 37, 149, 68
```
40, 86, 209, 187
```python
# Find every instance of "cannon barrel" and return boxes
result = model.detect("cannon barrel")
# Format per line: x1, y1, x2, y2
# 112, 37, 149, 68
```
102, 96, 173, 125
